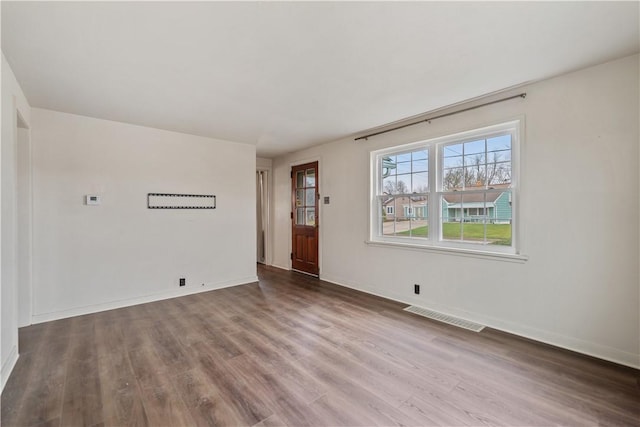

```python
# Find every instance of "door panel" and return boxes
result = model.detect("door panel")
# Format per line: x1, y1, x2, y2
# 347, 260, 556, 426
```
291, 161, 319, 276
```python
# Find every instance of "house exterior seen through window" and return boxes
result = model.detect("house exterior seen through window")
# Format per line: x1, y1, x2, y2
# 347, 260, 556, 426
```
371, 120, 520, 255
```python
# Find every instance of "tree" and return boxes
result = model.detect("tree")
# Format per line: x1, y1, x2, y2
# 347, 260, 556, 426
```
443, 151, 511, 189
443, 167, 464, 189
384, 180, 409, 195
486, 151, 511, 185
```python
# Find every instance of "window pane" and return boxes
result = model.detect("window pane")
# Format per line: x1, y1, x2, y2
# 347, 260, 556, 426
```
305, 169, 315, 187
464, 153, 486, 168
444, 143, 463, 158
487, 159, 512, 186
407, 198, 428, 238
412, 158, 428, 173
305, 208, 315, 226
444, 135, 512, 191
396, 152, 411, 162
443, 154, 462, 169
441, 191, 512, 246
296, 171, 304, 189
412, 172, 428, 193
381, 197, 397, 236
295, 189, 304, 207
381, 196, 429, 238
464, 165, 486, 188
442, 167, 464, 191
412, 150, 428, 161
296, 208, 304, 225
490, 190, 512, 246
463, 168, 475, 188
464, 139, 485, 155
383, 175, 397, 194
305, 189, 315, 206
396, 161, 411, 174
487, 134, 511, 152
382, 156, 397, 178
396, 174, 411, 194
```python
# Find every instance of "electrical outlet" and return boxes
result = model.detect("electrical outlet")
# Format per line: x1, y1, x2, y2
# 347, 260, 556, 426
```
179, 278, 186, 287
414, 284, 420, 294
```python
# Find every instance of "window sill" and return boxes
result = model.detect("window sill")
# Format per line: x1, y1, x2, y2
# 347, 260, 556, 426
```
364, 239, 528, 263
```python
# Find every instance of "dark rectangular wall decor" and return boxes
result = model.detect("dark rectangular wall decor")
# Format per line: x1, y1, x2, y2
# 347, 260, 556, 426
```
147, 193, 216, 209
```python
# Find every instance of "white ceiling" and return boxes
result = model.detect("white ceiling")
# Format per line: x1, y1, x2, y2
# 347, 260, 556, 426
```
2, 2, 638, 157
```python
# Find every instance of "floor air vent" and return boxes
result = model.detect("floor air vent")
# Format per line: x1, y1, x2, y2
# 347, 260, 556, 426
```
404, 306, 485, 332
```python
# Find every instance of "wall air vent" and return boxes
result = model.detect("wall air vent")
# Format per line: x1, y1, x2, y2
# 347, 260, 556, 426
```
404, 306, 485, 332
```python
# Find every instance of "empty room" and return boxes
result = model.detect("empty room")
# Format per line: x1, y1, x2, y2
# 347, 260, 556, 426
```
1, 2, 639, 426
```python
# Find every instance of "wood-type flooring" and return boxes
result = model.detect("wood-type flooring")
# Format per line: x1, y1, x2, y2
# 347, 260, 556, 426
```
2, 265, 639, 426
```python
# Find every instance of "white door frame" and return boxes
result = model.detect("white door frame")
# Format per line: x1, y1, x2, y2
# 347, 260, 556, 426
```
256, 167, 272, 266
16, 111, 33, 327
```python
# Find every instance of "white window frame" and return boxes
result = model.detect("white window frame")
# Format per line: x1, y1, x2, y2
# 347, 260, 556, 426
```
386, 205, 394, 215
369, 120, 524, 259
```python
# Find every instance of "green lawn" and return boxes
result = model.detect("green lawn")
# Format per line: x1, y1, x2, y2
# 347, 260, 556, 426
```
396, 222, 512, 245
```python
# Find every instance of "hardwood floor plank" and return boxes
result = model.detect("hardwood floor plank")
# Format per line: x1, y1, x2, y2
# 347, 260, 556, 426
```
138, 383, 194, 427
60, 358, 104, 427
228, 331, 326, 408
226, 354, 324, 426
295, 353, 421, 426
173, 369, 245, 427
13, 355, 66, 427
1, 352, 36, 426
147, 323, 192, 374
193, 342, 273, 426
252, 413, 287, 427
128, 346, 170, 391
192, 314, 244, 360
305, 394, 389, 427
98, 347, 148, 427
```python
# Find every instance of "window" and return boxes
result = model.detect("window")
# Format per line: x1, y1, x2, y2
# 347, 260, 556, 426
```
371, 120, 520, 255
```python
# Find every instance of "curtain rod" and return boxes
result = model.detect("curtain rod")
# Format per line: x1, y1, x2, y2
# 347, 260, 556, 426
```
354, 92, 527, 141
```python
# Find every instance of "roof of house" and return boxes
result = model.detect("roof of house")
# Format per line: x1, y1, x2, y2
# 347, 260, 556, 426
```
443, 183, 511, 204
443, 192, 502, 204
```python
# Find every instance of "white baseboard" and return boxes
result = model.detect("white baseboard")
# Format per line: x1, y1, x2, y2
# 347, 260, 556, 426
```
321, 274, 640, 370
31, 275, 258, 324
270, 263, 290, 271
1, 345, 19, 393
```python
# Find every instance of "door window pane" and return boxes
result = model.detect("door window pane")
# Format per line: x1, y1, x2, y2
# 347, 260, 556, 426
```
305, 208, 315, 226
306, 189, 315, 206
296, 208, 304, 225
296, 171, 304, 189
305, 169, 316, 187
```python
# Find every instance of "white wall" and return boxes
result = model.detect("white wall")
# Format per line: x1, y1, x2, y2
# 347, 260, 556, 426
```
30, 109, 257, 323
272, 54, 640, 368
256, 157, 273, 170
1, 54, 31, 390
